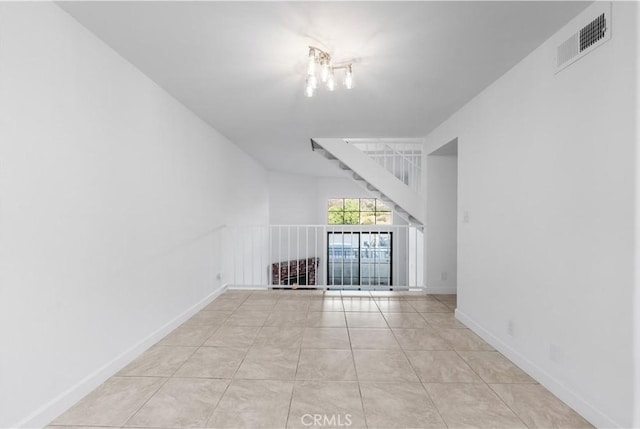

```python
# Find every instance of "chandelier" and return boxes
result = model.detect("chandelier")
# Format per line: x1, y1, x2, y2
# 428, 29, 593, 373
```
305, 46, 353, 97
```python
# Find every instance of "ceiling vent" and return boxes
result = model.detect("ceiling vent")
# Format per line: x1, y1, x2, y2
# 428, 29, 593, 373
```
556, 3, 611, 74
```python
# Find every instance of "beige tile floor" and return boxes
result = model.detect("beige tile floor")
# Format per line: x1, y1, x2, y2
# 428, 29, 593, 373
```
48, 290, 593, 429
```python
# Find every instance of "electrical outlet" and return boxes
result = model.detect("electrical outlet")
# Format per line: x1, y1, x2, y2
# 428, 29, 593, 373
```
441, 271, 448, 281
507, 320, 515, 337
216, 272, 222, 280
463, 210, 470, 223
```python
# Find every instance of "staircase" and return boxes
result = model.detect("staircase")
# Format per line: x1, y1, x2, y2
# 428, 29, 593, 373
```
311, 138, 425, 225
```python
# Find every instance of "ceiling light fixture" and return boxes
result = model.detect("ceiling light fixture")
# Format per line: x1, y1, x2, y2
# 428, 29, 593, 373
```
305, 46, 353, 97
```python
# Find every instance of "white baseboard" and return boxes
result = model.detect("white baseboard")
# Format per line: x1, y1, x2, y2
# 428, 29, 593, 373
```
455, 309, 620, 429
15, 285, 227, 429
424, 286, 457, 294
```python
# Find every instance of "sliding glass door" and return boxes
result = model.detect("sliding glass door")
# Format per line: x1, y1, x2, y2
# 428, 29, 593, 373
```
327, 231, 392, 288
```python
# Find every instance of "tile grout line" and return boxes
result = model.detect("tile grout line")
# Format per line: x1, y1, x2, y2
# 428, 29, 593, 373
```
418, 383, 450, 429
284, 326, 305, 429
120, 296, 242, 428
387, 296, 452, 429
283, 294, 313, 429
195, 299, 247, 428
450, 337, 531, 429
345, 302, 369, 429
168, 294, 245, 428
202, 290, 279, 428
484, 382, 533, 429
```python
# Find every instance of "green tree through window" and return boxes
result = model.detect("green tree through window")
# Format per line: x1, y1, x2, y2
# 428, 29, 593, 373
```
327, 198, 392, 225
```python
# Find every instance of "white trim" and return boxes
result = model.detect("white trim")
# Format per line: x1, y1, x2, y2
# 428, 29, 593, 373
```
425, 286, 457, 294
226, 285, 269, 290
455, 308, 620, 429
226, 285, 426, 292
15, 285, 227, 429
343, 137, 425, 145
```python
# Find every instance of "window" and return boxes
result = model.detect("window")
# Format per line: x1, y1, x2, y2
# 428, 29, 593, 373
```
327, 198, 392, 225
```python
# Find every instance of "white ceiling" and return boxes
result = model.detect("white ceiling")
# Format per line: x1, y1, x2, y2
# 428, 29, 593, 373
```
59, 1, 589, 176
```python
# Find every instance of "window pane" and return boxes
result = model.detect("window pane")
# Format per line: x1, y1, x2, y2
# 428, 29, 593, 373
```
328, 198, 344, 224
360, 212, 375, 225
328, 198, 344, 211
328, 212, 344, 224
344, 199, 359, 211
344, 211, 360, 224
375, 212, 392, 225
376, 200, 392, 212
328, 232, 361, 286
360, 198, 375, 212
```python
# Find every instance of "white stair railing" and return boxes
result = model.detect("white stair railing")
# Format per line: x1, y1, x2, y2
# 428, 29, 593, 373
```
347, 138, 423, 194
217, 224, 424, 290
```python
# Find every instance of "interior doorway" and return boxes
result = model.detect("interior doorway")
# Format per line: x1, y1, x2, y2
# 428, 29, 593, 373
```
426, 138, 458, 293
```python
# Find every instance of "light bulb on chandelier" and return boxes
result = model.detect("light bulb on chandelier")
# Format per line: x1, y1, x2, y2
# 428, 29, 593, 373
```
305, 79, 315, 97
304, 46, 353, 97
327, 71, 336, 91
344, 65, 354, 90
307, 47, 316, 76
320, 60, 330, 83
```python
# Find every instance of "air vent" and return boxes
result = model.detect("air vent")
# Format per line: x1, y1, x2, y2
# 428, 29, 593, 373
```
580, 13, 606, 51
556, 3, 611, 74
557, 34, 579, 68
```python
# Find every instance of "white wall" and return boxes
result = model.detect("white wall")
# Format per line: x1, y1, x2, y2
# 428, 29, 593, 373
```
0, 3, 268, 427
426, 154, 458, 293
635, 4, 640, 424
269, 171, 319, 225
423, 3, 638, 427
